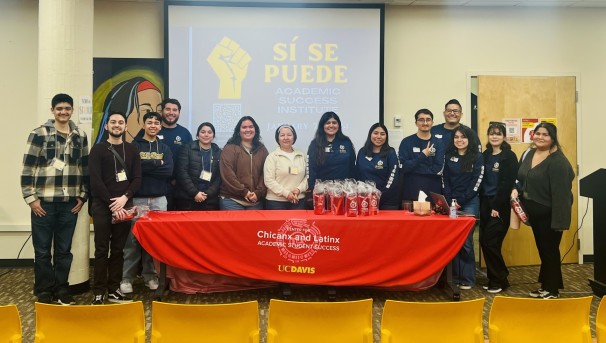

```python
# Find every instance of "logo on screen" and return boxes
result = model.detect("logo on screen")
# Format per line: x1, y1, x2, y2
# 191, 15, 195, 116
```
207, 37, 251, 99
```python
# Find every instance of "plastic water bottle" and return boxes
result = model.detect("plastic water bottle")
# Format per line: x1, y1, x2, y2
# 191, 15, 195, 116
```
449, 199, 458, 218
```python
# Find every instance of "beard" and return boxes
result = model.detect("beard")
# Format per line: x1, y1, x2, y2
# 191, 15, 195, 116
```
108, 129, 124, 139
162, 116, 178, 126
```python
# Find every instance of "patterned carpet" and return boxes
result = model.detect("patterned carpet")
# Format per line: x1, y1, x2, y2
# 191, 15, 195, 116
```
0, 263, 600, 342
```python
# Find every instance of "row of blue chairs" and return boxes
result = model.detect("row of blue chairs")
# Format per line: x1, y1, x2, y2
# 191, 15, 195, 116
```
1, 296, 604, 343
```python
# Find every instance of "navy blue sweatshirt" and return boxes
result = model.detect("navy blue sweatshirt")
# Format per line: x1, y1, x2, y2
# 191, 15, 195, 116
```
132, 137, 174, 197
443, 151, 484, 206
398, 134, 445, 201
355, 147, 400, 208
307, 136, 355, 188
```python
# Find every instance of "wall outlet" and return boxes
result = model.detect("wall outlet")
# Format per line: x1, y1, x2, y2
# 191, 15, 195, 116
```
394, 115, 402, 127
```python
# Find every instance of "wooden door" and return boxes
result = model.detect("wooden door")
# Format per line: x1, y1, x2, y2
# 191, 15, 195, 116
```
477, 75, 578, 265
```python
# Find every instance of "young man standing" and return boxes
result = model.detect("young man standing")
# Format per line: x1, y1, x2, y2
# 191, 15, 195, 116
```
21, 93, 89, 305
158, 99, 192, 210
431, 99, 465, 144
431, 98, 481, 151
89, 111, 141, 305
120, 112, 173, 294
398, 109, 445, 203
136, 98, 192, 210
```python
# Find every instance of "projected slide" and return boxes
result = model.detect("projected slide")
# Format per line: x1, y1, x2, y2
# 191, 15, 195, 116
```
168, 4, 383, 151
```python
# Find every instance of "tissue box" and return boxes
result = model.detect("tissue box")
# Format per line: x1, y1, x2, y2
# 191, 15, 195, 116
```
413, 201, 431, 216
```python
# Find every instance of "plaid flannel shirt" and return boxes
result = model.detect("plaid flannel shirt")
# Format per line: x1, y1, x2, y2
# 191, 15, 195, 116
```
21, 119, 89, 204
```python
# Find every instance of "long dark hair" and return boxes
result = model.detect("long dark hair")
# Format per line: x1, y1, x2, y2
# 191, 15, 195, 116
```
362, 123, 391, 158
484, 122, 512, 153
534, 122, 562, 151
446, 125, 481, 172
226, 116, 262, 150
96, 77, 159, 144
313, 112, 352, 165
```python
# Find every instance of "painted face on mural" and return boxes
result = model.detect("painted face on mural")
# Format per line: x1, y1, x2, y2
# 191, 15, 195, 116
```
126, 88, 162, 141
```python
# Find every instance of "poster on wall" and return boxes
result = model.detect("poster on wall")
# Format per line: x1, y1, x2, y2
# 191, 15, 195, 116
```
503, 118, 521, 143
540, 117, 557, 126
521, 117, 557, 143
92, 58, 165, 144
521, 118, 539, 143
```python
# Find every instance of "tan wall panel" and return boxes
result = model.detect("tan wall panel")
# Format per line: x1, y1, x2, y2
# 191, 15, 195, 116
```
478, 75, 577, 265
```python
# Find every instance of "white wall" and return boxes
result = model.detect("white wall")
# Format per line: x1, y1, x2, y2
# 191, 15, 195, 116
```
384, 6, 606, 257
0, 1, 603, 259
0, 0, 163, 260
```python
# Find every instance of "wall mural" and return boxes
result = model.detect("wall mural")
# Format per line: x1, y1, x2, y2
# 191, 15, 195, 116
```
92, 58, 164, 143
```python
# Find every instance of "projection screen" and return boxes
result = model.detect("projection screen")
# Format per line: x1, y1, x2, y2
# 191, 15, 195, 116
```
167, 2, 384, 151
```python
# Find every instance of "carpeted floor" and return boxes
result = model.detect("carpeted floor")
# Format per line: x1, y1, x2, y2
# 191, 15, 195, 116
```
0, 263, 600, 342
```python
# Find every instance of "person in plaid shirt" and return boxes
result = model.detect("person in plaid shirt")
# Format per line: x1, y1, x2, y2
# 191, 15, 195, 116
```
21, 93, 89, 305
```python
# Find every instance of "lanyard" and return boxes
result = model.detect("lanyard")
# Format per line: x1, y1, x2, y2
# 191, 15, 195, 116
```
200, 147, 213, 173
111, 142, 126, 174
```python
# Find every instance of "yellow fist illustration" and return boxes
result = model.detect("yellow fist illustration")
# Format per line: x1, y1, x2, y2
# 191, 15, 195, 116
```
207, 37, 251, 99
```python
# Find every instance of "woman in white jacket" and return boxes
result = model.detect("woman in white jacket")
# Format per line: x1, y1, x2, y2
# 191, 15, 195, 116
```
264, 125, 308, 210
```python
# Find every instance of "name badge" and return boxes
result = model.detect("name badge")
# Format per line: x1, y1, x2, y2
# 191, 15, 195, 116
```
289, 167, 299, 175
200, 170, 212, 181
158, 135, 164, 140
450, 157, 459, 162
413, 147, 421, 153
51, 157, 66, 171
325, 147, 332, 153
116, 170, 128, 182
435, 134, 443, 139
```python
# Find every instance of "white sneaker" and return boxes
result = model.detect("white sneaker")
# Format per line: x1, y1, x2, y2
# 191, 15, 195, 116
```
146, 279, 159, 290
120, 281, 133, 294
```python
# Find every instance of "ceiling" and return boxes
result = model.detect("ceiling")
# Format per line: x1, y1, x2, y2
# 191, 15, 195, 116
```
105, 0, 606, 7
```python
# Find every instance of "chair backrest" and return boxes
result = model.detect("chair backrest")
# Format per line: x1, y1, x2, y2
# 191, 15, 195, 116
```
34, 301, 145, 343
597, 297, 606, 343
267, 298, 373, 343
151, 300, 259, 343
489, 296, 593, 343
0, 304, 22, 343
380, 298, 485, 343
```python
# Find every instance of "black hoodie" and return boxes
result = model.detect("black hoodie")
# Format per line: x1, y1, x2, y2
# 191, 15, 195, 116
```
133, 136, 174, 198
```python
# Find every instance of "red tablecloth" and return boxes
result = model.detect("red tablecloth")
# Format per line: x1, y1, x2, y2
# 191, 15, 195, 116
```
133, 210, 475, 289
133, 211, 475, 287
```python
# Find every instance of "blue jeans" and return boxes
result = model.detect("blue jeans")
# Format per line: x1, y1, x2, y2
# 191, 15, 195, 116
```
266, 199, 305, 210
452, 196, 479, 286
31, 199, 78, 296
220, 197, 264, 210
122, 196, 166, 283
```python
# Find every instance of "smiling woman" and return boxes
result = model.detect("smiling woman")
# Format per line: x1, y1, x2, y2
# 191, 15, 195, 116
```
219, 116, 269, 210
263, 124, 308, 210
355, 123, 400, 210
306, 112, 356, 190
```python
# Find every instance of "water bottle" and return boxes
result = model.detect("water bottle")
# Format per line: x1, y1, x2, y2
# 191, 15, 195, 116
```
510, 196, 530, 225
449, 199, 458, 218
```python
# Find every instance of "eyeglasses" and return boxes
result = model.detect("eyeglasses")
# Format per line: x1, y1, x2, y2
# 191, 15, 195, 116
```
416, 118, 432, 123
445, 109, 461, 114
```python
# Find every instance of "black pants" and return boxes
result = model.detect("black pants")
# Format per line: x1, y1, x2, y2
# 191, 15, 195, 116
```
523, 199, 564, 293
479, 196, 510, 288
91, 200, 131, 295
